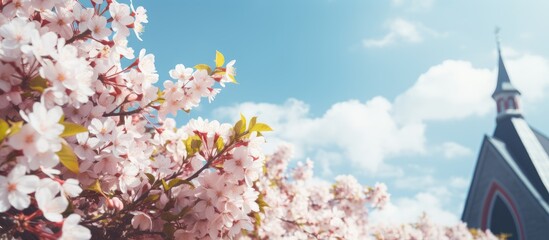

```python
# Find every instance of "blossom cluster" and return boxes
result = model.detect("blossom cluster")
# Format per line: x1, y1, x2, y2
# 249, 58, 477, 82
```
0, 1, 263, 239
246, 144, 499, 240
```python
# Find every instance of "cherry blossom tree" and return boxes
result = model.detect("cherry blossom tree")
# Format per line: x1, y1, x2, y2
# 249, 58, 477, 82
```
0, 1, 501, 239
247, 144, 500, 240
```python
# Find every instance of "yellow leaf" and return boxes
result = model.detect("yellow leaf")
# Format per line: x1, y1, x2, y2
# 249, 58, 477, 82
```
168, 178, 194, 189
183, 135, 202, 157
60, 122, 88, 137
229, 74, 238, 83
215, 50, 225, 68
29, 76, 48, 93
0, 119, 8, 142
215, 137, 224, 152
249, 123, 272, 132
239, 114, 247, 134
248, 117, 257, 131
7, 121, 23, 137
145, 173, 155, 185
194, 64, 212, 75
88, 179, 105, 196
233, 120, 243, 138
161, 179, 169, 191
57, 143, 79, 174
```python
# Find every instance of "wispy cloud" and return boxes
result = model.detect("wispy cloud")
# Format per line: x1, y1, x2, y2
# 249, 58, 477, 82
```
439, 142, 473, 159
213, 97, 426, 175
370, 188, 459, 226
363, 18, 441, 48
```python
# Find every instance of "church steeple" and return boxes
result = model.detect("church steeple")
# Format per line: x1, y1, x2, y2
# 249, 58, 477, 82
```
492, 29, 522, 120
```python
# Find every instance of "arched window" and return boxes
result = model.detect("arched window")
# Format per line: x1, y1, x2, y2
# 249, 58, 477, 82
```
489, 196, 519, 240
497, 99, 505, 113
507, 97, 515, 109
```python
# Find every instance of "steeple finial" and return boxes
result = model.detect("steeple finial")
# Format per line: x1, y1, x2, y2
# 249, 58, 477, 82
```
495, 26, 501, 53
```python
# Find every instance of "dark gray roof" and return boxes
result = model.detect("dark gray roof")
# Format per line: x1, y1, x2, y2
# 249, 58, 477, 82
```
492, 50, 521, 98
493, 117, 549, 203
533, 128, 549, 154
486, 136, 549, 213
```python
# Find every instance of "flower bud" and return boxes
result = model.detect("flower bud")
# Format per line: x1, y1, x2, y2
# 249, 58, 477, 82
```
106, 197, 124, 211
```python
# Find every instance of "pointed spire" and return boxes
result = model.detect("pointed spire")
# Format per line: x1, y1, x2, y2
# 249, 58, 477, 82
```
492, 28, 522, 120
492, 28, 520, 99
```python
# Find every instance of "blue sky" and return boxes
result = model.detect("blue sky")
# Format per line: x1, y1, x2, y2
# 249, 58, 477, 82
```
132, 0, 549, 224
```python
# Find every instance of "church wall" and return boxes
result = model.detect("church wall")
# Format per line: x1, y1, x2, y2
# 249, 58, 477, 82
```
462, 138, 549, 239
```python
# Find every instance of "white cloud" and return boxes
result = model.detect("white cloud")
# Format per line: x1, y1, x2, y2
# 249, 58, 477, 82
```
393, 60, 494, 123
392, 51, 549, 123
214, 97, 426, 174
439, 142, 473, 159
363, 18, 440, 48
503, 50, 549, 102
370, 190, 459, 226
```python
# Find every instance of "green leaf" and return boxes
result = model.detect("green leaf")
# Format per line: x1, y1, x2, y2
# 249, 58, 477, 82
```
57, 143, 79, 174
249, 123, 272, 133
194, 64, 212, 75
143, 194, 160, 204
0, 119, 8, 142
215, 137, 224, 152
29, 76, 48, 92
215, 50, 225, 68
168, 178, 183, 189
161, 179, 169, 191
162, 178, 195, 192
167, 178, 194, 189
60, 122, 88, 137
145, 173, 155, 185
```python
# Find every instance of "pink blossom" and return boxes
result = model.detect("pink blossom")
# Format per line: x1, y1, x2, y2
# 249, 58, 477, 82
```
131, 211, 153, 231
59, 214, 91, 240
0, 17, 35, 50
0, 165, 39, 211
87, 16, 111, 40
109, 2, 133, 37
36, 180, 68, 222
